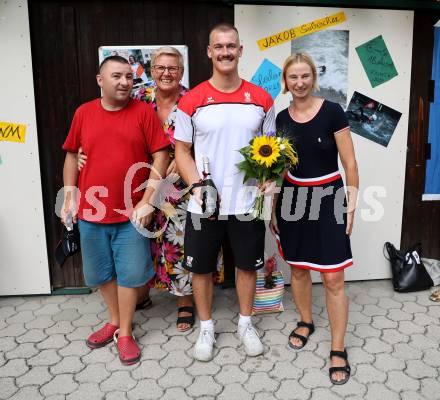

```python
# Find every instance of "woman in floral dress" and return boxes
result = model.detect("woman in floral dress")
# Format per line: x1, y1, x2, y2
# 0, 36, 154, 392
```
134, 47, 223, 331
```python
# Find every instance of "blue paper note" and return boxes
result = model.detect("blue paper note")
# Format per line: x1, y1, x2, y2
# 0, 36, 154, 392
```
250, 59, 282, 100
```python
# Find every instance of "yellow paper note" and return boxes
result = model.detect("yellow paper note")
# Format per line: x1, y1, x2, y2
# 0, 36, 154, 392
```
257, 11, 346, 51
0, 121, 27, 143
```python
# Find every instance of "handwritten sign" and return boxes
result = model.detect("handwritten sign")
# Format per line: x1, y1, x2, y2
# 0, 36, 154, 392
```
0, 121, 27, 143
355, 35, 398, 88
250, 59, 282, 100
257, 11, 346, 51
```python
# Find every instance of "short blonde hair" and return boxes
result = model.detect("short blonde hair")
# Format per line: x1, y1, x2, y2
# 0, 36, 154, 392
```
281, 53, 319, 94
151, 46, 184, 69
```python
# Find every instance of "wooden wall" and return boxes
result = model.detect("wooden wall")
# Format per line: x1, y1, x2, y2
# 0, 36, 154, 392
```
29, 0, 234, 288
29, 1, 439, 288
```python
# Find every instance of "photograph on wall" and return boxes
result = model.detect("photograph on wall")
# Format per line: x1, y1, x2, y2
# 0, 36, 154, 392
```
291, 29, 349, 108
98, 45, 189, 92
346, 91, 401, 147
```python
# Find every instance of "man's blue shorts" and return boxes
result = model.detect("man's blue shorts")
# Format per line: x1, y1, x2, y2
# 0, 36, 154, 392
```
78, 220, 154, 288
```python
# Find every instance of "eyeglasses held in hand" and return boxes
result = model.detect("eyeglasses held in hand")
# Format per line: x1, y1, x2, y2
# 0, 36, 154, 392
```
153, 65, 180, 74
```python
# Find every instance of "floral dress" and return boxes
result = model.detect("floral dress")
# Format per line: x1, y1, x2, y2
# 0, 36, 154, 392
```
134, 85, 224, 296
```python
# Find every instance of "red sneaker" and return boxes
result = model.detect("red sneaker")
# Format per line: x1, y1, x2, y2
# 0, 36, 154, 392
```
113, 329, 141, 365
86, 323, 118, 349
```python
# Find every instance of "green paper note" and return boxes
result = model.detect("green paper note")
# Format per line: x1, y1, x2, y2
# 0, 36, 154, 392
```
355, 35, 398, 88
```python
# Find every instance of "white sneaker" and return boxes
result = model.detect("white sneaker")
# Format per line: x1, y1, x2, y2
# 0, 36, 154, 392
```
238, 324, 264, 356
193, 328, 215, 361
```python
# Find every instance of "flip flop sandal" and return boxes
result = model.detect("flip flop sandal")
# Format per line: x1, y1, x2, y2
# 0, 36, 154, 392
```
288, 321, 315, 350
86, 323, 118, 349
329, 349, 351, 385
135, 297, 153, 311
176, 306, 195, 332
113, 329, 141, 365
429, 290, 440, 302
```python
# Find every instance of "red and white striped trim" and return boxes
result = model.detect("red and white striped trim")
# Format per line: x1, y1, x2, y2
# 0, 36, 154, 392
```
285, 258, 353, 273
286, 170, 341, 186
273, 234, 353, 273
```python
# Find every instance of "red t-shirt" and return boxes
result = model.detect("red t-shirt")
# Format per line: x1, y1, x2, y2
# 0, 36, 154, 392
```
63, 98, 170, 223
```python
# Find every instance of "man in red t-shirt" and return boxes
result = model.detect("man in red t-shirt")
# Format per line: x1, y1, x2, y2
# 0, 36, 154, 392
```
62, 56, 169, 365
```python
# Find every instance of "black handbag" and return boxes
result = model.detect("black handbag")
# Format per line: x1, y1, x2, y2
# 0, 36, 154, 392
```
384, 242, 434, 292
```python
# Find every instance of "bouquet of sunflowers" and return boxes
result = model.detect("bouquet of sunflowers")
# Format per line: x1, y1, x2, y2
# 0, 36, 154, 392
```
237, 132, 298, 220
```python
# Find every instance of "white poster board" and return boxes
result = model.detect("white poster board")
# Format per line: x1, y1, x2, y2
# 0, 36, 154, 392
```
98, 45, 189, 90
0, 0, 50, 295
235, 5, 414, 281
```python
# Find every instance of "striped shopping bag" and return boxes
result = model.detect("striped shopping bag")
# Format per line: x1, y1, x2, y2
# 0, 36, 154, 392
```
252, 270, 285, 315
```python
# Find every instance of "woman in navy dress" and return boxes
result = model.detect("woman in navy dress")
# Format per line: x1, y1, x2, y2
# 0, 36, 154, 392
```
270, 53, 358, 385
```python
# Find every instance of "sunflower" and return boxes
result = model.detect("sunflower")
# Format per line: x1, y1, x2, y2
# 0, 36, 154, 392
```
251, 135, 281, 167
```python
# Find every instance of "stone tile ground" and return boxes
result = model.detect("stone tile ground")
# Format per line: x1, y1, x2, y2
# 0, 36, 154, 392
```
0, 280, 439, 399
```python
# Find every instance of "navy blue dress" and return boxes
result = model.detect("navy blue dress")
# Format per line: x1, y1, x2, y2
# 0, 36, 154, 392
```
275, 99, 353, 272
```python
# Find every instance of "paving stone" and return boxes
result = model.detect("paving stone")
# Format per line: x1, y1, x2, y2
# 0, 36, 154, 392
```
59, 340, 91, 357
354, 293, 377, 305
161, 387, 192, 400
34, 304, 61, 316
331, 378, 367, 398
256, 315, 285, 330
400, 391, 428, 400
240, 356, 274, 372
59, 297, 86, 310
426, 324, 440, 341
37, 334, 68, 350
187, 376, 222, 397
16, 366, 52, 387
140, 344, 167, 361
213, 347, 246, 366
45, 317, 76, 336
402, 301, 427, 314
0, 307, 17, 319
292, 350, 325, 369
0, 358, 29, 377
72, 314, 101, 327
16, 301, 42, 312
8, 386, 44, 400
393, 343, 423, 360
0, 377, 18, 399
421, 378, 440, 399
269, 360, 302, 380
363, 337, 392, 354
158, 367, 193, 388
365, 383, 400, 400
373, 353, 406, 372
101, 370, 137, 392
159, 349, 193, 369
131, 360, 165, 380
385, 370, 420, 392
371, 316, 398, 329
47, 393, 75, 400
75, 363, 110, 383
105, 355, 138, 372
387, 309, 413, 322
354, 364, 387, 383
52, 309, 81, 322
275, 379, 311, 400
161, 335, 191, 352
50, 356, 84, 375
310, 388, 341, 399
258, 392, 284, 400
348, 347, 375, 365
300, 369, 332, 389
105, 391, 128, 400
214, 364, 248, 385
140, 317, 170, 331
405, 359, 437, 379
267, 344, 296, 362
422, 348, 440, 367
41, 296, 68, 305
427, 305, 440, 318
186, 360, 221, 376
5, 343, 38, 360
218, 383, 252, 400
412, 312, 437, 327
28, 349, 61, 366
6, 311, 35, 325
67, 382, 102, 400
0, 319, 6, 332
215, 332, 240, 348
348, 311, 371, 324
26, 316, 56, 330
381, 328, 409, 345
80, 302, 106, 314
398, 320, 425, 335
0, 337, 17, 353
377, 298, 402, 310
41, 374, 79, 396
215, 319, 237, 333
0, 324, 26, 338
353, 324, 381, 338
138, 329, 169, 346
127, 379, 164, 400
408, 333, 437, 350
66, 326, 93, 341
361, 305, 387, 317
